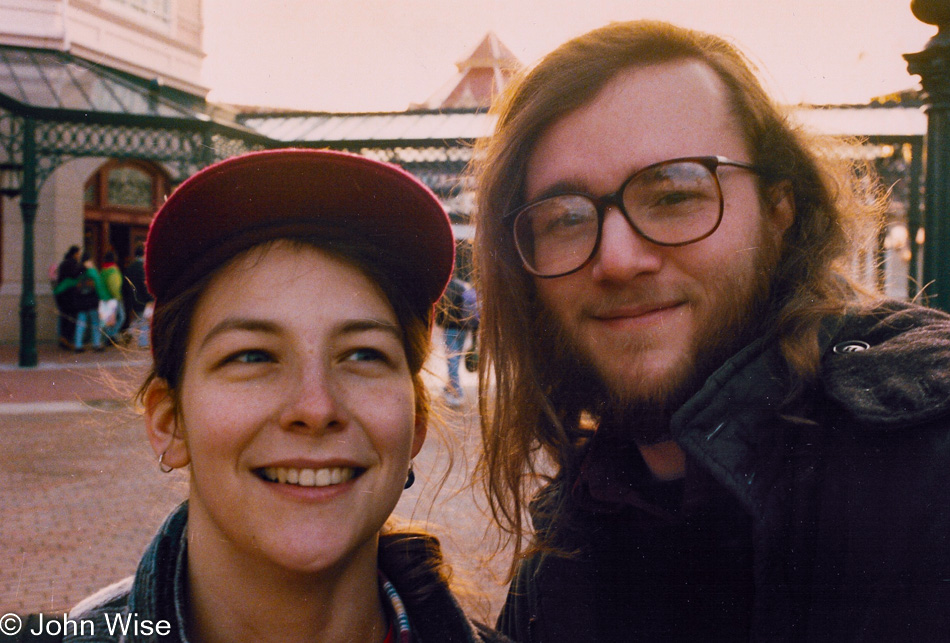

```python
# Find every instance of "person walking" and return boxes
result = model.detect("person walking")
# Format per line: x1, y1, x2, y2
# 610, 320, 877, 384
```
436, 276, 471, 406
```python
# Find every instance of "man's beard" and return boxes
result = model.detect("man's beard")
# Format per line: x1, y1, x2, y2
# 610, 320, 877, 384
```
537, 233, 782, 445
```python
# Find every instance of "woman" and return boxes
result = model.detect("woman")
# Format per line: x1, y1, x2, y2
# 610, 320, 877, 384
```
67, 150, 506, 643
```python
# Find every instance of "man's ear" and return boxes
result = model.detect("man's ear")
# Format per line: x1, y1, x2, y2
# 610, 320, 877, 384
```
143, 378, 190, 470
765, 180, 795, 240
410, 413, 427, 459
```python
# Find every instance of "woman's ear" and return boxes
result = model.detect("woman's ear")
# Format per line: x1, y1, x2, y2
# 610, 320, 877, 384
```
410, 414, 427, 459
144, 378, 190, 470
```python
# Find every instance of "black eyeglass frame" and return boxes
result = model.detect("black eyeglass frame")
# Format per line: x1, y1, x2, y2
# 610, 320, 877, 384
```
507, 155, 761, 278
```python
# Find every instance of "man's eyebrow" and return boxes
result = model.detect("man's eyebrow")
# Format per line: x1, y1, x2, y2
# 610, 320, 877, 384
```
528, 179, 594, 202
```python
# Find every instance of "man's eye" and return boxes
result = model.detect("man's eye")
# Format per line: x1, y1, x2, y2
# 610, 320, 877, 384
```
549, 210, 589, 230
653, 190, 697, 208
535, 205, 595, 236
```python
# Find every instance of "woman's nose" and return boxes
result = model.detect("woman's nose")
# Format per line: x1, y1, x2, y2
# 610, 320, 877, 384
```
278, 362, 347, 434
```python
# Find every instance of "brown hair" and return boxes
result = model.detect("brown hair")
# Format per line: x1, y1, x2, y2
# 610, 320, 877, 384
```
472, 20, 885, 572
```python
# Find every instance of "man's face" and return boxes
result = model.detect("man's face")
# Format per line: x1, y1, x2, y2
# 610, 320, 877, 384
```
525, 60, 792, 419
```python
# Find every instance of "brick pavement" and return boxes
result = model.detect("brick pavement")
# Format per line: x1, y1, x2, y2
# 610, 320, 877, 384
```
0, 338, 507, 621
0, 342, 184, 615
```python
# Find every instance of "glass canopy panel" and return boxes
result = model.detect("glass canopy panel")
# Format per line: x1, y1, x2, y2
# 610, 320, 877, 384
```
0, 49, 59, 107
239, 110, 496, 143
0, 46, 199, 118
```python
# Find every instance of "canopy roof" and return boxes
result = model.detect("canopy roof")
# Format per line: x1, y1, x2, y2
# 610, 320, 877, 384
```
0, 43, 244, 128
790, 105, 925, 139
0, 45, 200, 119
0, 45, 269, 193
239, 108, 494, 145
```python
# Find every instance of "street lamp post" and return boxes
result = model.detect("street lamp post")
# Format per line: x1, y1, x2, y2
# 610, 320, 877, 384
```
2, 117, 39, 367
906, 0, 950, 312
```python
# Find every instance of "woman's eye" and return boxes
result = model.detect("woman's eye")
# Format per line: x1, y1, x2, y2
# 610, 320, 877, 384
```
230, 349, 273, 364
347, 347, 387, 363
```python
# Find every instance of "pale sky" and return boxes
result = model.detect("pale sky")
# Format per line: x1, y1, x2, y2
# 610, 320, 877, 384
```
201, 0, 936, 112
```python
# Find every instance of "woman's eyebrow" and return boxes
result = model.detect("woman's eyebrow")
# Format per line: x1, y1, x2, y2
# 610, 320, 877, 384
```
197, 317, 403, 350
198, 318, 280, 350
338, 318, 403, 339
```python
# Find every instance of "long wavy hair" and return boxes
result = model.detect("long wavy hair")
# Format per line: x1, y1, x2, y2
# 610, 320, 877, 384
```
471, 20, 885, 573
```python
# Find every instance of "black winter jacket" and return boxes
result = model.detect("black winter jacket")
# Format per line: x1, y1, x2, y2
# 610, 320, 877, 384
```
498, 301, 950, 642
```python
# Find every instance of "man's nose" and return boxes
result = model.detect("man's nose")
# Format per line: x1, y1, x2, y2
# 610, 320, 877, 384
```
590, 206, 663, 282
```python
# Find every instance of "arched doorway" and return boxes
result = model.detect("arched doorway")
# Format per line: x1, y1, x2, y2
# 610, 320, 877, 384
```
83, 159, 168, 268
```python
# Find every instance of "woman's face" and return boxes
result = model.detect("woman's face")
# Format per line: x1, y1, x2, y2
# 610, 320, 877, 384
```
148, 242, 424, 576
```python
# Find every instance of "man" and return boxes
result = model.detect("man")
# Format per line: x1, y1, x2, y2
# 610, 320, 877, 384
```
472, 21, 950, 642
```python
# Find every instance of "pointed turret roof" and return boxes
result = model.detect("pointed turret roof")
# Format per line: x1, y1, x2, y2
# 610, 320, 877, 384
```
416, 32, 521, 110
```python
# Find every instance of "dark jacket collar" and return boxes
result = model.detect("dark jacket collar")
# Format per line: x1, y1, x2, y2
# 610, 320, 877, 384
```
128, 502, 190, 641
126, 506, 502, 643
671, 300, 950, 515
819, 301, 950, 427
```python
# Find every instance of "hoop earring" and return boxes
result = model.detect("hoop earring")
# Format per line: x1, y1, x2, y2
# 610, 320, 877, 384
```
158, 451, 174, 474
404, 462, 415, 489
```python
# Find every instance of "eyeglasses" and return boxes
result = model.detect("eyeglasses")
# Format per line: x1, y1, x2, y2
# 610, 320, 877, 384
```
507, 155, 760, 278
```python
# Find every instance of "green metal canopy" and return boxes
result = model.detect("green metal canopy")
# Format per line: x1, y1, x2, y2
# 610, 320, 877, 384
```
0, 44, 271, 367
239, 108, 489, 199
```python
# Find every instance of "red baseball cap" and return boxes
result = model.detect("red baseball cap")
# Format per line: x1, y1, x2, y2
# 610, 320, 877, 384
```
145, 148, 455, 316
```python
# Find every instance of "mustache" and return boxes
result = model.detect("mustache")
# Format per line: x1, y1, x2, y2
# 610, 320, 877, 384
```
580, 288, 692, 318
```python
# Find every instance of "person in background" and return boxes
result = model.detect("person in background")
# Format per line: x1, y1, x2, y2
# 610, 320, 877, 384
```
53, 245, 82, 350
461, 281, 480, 374
66, 149, 509, 643
72, 251, 108, 353
436, 275, 472, 407
124, 242, 153, 348
99, 250, 125, 342
473, 20, 950, 642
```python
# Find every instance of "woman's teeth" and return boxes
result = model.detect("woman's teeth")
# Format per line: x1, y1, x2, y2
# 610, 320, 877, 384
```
259, 466, 356, 487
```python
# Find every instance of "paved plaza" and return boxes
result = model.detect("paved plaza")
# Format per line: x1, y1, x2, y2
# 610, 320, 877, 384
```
0, 334, 507, 624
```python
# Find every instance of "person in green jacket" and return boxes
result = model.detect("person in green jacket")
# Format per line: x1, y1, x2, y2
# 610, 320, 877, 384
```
72, 251, 109, 352
99, 250, 125, 341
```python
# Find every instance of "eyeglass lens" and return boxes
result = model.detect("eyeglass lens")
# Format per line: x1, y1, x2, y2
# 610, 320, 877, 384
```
514, 160, 723, 276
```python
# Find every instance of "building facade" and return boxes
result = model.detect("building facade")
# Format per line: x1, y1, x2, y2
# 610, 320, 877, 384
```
0, 6, 930, 364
